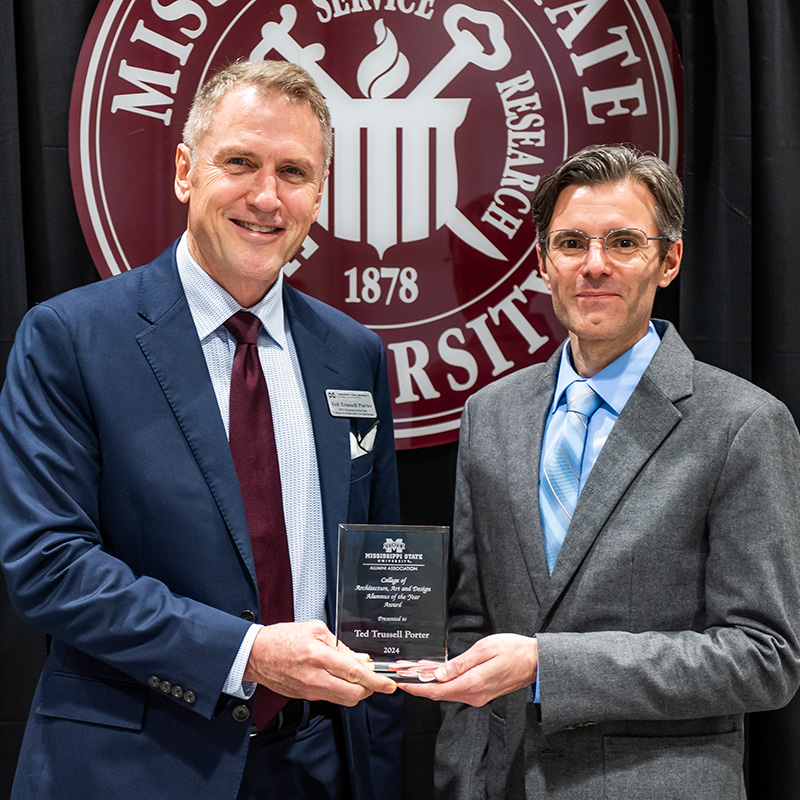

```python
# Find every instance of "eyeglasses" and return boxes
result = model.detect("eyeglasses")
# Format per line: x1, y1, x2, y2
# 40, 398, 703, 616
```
542, 228, 672, 266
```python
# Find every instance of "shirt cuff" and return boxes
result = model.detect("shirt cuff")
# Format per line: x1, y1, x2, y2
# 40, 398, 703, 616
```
222, 623, 261, 699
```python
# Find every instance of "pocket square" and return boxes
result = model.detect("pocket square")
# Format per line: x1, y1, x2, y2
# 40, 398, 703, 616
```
350, 421, 378, 459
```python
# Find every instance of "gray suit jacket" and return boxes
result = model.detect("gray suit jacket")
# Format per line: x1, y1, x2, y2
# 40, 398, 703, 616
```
437, 320, 800, 800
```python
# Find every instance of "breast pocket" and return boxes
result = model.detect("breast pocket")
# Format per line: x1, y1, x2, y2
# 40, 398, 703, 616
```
350, 419, 378, 479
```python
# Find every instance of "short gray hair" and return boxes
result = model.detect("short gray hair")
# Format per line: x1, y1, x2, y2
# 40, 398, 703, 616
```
182, 60, 333, 172
533, 144, 683, 260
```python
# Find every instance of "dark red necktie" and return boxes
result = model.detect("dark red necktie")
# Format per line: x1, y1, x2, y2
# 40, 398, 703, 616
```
224, 310, 294, 728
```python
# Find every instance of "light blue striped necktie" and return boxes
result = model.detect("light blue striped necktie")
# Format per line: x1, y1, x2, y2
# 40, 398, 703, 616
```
540, 381, 603, 574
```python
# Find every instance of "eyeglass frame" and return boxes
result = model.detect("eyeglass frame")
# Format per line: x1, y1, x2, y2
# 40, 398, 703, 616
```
540, 227, 675, 265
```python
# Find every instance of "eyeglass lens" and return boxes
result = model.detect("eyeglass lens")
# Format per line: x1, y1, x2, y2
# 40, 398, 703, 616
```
546, 228, 653, 263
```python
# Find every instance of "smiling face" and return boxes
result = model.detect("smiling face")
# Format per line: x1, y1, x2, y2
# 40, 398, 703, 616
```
174, 85, 328, 307
537, 179, 682, 376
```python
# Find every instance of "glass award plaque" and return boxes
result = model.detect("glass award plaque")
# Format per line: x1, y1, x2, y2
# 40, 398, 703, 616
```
336, 524, 448, 681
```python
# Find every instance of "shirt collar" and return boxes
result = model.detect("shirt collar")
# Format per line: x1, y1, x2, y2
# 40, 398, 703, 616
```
176, 232, 287, 348
551, 322, 661, 415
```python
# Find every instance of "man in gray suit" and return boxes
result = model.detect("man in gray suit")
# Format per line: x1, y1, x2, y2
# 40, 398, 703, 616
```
401, 144, 800, 798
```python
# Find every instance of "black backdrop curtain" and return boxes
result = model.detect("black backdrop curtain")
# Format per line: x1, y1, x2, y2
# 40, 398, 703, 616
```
2, 1, 800, 798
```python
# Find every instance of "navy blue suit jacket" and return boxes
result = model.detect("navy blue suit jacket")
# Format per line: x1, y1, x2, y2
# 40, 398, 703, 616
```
0, 243, 401, 799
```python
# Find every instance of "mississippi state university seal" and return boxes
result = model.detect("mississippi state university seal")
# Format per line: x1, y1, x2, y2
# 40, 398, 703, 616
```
70, 0, 681, 448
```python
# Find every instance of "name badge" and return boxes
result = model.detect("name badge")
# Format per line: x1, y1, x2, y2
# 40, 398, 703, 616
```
326, 389, 377, 419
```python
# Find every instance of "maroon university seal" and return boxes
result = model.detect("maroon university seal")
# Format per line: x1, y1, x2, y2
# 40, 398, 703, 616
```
70, 0, 681, 448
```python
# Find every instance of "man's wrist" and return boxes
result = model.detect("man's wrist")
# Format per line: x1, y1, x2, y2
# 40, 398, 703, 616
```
222, 623, 261, 698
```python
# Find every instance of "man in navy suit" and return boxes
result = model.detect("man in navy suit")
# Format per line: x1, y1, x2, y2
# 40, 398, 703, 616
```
0, 60, 401, 799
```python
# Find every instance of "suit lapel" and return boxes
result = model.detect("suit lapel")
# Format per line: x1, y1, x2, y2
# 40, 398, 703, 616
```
540, 322, 694, 617
134, 246, 257, 592
501, 349, 561, 611
284, 285, 351, 622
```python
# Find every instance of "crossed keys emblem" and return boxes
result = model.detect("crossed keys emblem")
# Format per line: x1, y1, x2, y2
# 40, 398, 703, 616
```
250, 3, 511, 263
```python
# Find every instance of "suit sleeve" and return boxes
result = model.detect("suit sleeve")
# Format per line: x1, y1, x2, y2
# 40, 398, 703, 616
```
537, 395, 800, 734
0, 304, 251, 719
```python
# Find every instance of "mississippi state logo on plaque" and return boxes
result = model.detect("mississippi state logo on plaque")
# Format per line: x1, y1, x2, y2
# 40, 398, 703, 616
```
70, 0, 681, 448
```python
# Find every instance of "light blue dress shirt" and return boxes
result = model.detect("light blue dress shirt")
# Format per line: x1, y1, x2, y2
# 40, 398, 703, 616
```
533, 322, 661, 702
176, 234, 326, 698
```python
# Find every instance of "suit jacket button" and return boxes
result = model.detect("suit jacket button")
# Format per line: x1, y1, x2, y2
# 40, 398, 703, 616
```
233, 705, 251, 723
171, 685, 184, 699
184, 690, 196, 705
147, 675, 160, 689
241, 610, 256, 622
159, 680, 172, 694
